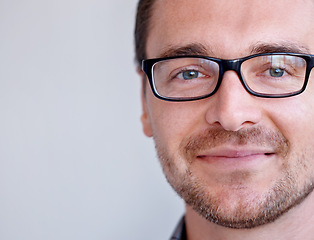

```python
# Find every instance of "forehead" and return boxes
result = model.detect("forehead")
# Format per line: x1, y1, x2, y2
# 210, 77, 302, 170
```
146, 0, 314, 59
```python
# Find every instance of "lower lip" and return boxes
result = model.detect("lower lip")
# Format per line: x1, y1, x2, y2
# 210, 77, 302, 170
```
196, 153, 275, 170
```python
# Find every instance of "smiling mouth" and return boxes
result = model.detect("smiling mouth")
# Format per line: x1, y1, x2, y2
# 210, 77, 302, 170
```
194, 147, 277, 168
197, 152, 275, 159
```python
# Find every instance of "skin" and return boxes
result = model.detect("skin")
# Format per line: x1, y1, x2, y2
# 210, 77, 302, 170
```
140, 0, 314, 239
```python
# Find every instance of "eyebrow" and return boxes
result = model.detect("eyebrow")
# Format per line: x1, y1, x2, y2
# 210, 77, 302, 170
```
249, 42, 311, 55
158, 43, 211, 58
156, 41, 311, 60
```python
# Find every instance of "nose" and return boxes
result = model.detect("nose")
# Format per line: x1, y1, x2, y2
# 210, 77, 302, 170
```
205, 71, 262, 131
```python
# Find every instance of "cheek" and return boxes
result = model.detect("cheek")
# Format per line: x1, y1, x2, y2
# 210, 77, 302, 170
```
147, 98, 205, 153
267, 95, 314, 157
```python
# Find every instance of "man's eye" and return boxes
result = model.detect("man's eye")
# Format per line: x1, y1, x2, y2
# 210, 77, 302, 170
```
269, 68, 285, 77
178, 70, 204, 80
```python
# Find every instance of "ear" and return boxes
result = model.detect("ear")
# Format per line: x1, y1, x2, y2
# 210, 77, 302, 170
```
138, 68, 153, 137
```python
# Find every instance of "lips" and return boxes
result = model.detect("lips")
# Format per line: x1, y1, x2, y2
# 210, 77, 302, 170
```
195, 146, 275, 168
197, 148, 275, 159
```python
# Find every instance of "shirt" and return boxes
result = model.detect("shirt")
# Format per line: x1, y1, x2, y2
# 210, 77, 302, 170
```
170, 216, 187, 240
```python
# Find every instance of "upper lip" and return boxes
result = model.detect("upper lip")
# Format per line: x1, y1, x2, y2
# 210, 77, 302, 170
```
196, 146, 275, 158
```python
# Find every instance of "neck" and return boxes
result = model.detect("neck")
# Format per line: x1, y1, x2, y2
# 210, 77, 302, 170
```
185, 191, 314, 240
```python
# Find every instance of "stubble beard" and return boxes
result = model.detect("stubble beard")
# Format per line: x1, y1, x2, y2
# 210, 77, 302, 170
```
154, 127, 314, 229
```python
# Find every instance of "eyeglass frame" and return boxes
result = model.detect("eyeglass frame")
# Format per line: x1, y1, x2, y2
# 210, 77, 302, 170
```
142, 52, 314, 102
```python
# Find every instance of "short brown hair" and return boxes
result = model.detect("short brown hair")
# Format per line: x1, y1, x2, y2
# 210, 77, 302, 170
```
134, 0, 156, 66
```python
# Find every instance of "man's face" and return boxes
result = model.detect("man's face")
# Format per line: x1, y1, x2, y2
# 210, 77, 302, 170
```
141, 0, 314, 228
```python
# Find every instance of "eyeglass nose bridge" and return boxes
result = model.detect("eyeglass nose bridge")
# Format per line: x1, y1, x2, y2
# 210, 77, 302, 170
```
215, 58, 251, 94
220, 58, 242, 73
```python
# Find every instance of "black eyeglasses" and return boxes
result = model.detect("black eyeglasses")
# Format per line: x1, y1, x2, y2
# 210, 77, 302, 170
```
142, 53, 314, 101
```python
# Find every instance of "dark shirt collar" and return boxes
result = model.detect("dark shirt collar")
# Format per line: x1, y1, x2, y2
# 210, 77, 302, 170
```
170, 216, 187, 240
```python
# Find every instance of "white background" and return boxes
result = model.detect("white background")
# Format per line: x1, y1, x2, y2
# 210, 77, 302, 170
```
0, 0, 184, 239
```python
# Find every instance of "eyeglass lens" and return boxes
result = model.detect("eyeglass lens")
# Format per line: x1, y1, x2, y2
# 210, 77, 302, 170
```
151, 55, 307, 99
